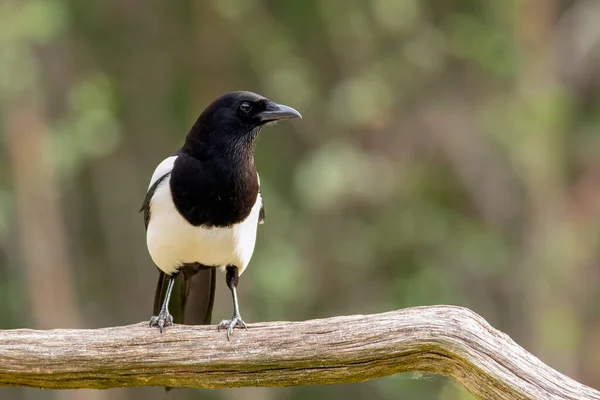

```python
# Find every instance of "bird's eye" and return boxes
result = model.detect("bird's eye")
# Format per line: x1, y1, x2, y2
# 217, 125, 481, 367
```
240, 102, 252, 113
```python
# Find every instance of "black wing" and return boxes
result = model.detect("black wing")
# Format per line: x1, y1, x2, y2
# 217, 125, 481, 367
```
139, 172, 170, 230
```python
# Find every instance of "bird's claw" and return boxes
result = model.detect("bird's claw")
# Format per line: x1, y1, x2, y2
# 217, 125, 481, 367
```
218, 315, 247, 340
149, 310, 173, 333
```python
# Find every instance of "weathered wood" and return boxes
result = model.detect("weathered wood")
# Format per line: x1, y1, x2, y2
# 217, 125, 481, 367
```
0, 306, 597, 399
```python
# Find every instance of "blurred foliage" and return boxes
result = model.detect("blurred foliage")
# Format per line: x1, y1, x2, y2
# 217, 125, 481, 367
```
2, 0, 600, 399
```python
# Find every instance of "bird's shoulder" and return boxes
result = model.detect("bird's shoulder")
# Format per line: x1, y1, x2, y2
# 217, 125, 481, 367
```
140, 155, 178, 230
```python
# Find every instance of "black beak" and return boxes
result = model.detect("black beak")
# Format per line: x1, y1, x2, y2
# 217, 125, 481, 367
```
258, 102, 302, 122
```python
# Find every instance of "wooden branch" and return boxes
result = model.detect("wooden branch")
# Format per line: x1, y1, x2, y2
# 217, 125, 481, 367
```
0, 306, 598, 399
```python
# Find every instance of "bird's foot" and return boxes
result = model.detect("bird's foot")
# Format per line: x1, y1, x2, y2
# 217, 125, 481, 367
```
218, 314, 247, 340
149, 310, 173, 333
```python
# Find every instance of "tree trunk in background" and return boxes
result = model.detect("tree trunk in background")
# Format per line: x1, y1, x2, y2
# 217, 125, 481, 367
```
4, 91, 108, 400
5, 92, 80, 330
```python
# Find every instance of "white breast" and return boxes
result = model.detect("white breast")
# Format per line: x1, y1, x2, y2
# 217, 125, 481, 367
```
145, 156, 261, 275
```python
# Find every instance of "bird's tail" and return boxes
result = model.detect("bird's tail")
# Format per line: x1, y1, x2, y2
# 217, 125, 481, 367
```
153, 268, 216, 325
182, 267, 216, 325
153, 268, 216, 392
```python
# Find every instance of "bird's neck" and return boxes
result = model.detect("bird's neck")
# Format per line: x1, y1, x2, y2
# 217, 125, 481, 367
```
182, 119, 260, 164
182, 138, 255, 172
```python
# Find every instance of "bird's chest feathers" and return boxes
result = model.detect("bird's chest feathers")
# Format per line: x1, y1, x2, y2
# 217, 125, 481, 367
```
170, 157, 259, 228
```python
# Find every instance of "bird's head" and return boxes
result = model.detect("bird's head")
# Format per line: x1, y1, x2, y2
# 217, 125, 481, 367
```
183, 91, 301, 160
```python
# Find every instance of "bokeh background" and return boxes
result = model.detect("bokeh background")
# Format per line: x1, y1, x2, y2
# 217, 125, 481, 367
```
2, 0, 600, 399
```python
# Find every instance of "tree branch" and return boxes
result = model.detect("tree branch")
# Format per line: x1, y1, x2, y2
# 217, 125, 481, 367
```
0, 306, 598, 399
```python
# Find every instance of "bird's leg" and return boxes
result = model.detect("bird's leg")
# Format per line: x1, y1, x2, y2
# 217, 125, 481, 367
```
218, 266, 247, 340
150, 273, 176, 333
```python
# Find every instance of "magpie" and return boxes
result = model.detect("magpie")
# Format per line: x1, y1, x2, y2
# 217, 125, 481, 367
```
140, 91, 301, 339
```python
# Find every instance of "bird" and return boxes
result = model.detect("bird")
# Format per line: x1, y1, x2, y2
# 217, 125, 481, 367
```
140, 91, 301, 339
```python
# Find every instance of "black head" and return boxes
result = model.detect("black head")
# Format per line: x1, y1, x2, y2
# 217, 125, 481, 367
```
182, 91, 301, 160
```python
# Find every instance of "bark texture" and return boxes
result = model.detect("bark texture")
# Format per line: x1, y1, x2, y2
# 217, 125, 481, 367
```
0, 306, 598, 400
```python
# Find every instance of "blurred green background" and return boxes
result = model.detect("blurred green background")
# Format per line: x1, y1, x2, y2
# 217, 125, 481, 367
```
1, 0, 600, 399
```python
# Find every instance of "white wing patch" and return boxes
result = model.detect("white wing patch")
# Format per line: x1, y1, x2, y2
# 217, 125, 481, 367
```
148, 156, 177, 189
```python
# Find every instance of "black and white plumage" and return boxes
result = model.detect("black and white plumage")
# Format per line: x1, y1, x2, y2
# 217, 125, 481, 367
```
141, 91, 301, 338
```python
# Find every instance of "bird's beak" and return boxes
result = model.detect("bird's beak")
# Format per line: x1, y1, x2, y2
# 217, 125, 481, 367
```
258, 102, 302, 122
